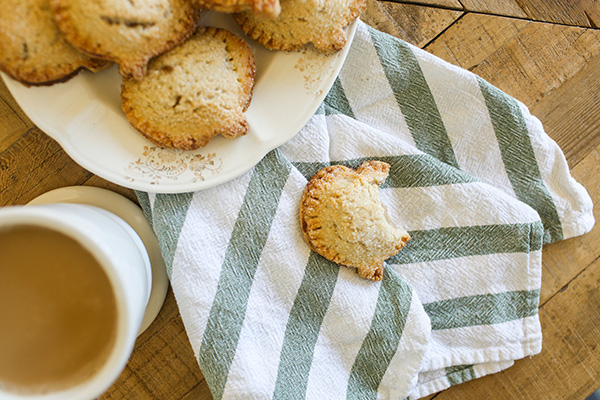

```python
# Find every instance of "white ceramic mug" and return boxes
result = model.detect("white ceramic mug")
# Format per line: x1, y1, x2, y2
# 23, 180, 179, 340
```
0, 203, 152, 400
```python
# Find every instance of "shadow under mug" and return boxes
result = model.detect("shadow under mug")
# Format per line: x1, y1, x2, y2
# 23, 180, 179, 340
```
0, 203, 152, 400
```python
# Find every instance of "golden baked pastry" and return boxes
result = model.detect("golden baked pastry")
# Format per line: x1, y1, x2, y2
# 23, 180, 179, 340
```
0, 0, 111, 86
50, 0, 203, 79
300, 161, 410, 281
193, 0, 280, 18
121, 27, 255, 150
233, 0, 365, 53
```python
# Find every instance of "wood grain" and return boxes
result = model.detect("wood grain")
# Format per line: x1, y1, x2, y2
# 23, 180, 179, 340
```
540, 144, 600, 305
459, 0, 528, 19
530, 52, 600, 168
101, 290, 206, 400
389, 0, 463, 9
423, 14, 529, 70
515, 0, 600, 27
83, 175, 138, 204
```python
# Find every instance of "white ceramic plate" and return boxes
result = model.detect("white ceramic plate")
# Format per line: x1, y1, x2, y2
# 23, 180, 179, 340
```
2, 12, 357, 193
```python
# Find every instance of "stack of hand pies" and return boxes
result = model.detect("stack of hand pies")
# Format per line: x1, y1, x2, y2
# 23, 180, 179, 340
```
0, 0, 366, 150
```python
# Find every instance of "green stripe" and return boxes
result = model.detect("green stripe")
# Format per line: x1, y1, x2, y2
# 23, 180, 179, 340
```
347, 268, 413, 399
149, 192, 194, 278
273, 253, 340, 399
389, 221, 544, 265
477, 77, 563, 244
198, 150, 292, 400
367, 26, 459, 169
293, 154, 476, 188
446, 365, 476, 386
424, 289, 540, 330
323, 77, 355, 117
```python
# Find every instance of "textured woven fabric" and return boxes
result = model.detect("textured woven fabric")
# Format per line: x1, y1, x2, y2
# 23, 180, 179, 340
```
138, 21, 594, 400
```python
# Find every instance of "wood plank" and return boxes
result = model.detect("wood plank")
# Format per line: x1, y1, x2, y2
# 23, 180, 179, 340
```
585, 1, 600, 27
514, 0, 600, 27
0, 128, 92, 206
459, 0, 600, 27
425, 14, 600, 108
180, 380, 213, 400
530, 52, 600, 168
365, 1, 463, 47
0, 78, 32, 130
424, 13, 529, 70
387, 0, 463, 9
539, 143, 600, 305
426, 11, 600, 318
83, 175, 138, 204
100, 365, 155, 400
432, 252, 600, 400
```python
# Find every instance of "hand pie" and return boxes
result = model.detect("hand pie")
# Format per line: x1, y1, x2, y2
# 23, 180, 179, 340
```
193, 0, 281, 18
121, 27, 255, 150
300, 161, 410, 281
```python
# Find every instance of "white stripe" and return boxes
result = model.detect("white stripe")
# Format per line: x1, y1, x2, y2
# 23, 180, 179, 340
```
377, 294, 431, 399
518, 101, 595, 239
326, 115, 422, 160
221, 172, 310, 399
380, 182, 541, 233
421, 314, 542, 371
414, 49, 516, 197
169, 171, 252, 357
391, 251, 542, 304
304, 268, 380, 399
339, 23, 416, 147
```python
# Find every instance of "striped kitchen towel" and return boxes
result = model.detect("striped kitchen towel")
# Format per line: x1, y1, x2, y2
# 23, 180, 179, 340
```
137, 21, 594, 399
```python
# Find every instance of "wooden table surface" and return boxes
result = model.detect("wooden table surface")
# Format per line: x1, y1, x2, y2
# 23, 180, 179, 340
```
1, 1, 599, 399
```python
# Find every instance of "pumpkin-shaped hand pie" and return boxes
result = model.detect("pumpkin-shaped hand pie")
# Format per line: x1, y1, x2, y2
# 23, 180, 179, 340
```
300, 161, 410, 281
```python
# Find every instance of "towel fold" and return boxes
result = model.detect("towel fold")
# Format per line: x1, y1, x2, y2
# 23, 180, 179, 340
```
138, 21, 594, 399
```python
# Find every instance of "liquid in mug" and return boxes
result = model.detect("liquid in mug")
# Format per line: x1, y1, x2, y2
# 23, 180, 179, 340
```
0, 225, 118, 394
